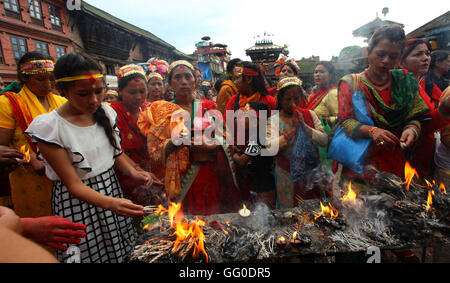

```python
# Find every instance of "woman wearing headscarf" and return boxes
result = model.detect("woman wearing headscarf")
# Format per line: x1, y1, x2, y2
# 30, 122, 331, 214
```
0, 52, 67, 218
138, 60, 241, 215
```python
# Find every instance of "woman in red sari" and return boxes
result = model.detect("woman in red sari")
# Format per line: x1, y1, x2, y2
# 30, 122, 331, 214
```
138, 60, 241, 216
400, 39, 448, 179
111, 64, 153, 205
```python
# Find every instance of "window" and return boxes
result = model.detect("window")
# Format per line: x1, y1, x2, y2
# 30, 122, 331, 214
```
55, 45, 66, 59
4, 0, 19, 12
28, 0, 42, 20
48, 4, 62, 27
34, 41, 49, 56
3, 0, 21, 20
0, 41, 5, 64
10, 35, 27, 59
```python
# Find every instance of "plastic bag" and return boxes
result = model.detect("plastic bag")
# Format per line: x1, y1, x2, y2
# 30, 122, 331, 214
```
290, 124, 320, 183
327, 90, 374, 174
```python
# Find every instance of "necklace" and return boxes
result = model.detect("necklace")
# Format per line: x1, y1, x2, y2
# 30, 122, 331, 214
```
363, 71, 391, 90
174, 96, 196, 129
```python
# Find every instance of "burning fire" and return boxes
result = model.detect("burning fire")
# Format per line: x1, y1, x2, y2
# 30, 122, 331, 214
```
426, 190, 435, 212
19, 145, 31, 163
151, 202, 209, 262
278, 236, 287, 243
439, 183, 447, 195
292, 231, 298, 240
314, 202, 339, 220
402, 161, 419, 191
343, 182, 357, 204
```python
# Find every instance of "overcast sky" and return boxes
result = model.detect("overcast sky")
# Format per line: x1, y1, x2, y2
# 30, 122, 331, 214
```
85, 0, 448, 61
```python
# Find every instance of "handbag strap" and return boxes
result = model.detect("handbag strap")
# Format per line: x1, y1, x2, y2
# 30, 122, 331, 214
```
352, 74, 361, 93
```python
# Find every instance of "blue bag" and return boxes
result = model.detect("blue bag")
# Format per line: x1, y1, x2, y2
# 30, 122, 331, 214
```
327, 75, 374, 174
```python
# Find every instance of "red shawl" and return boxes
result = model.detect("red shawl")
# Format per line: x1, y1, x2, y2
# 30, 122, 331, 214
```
305, 86, 336, 110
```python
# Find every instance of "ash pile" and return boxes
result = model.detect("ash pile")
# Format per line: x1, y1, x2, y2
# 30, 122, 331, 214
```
130, 171, 450, 263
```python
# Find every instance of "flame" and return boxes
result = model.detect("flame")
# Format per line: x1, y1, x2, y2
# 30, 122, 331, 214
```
424, 179, 434, 188
439, 183, 447, 195
292, 231, 298, 240
278, 236, 286, 243
243, 204, 248, 211
314, 202, 339, 220
343, 181, 357, 204
20, 145, 31, 163
156, 203, 208, 262
226, 221, 231, 227
426, 190, 435, 211
155, 202, 182, 226
402, 161, 419, 191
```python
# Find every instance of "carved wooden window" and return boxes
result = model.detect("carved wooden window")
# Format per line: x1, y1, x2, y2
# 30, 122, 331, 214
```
10, 35, 27, 59
28, 0, 43, 25
55, 45, 66, 59
34, 40, 49, 56
48, 4, 62, 31
0, 41, 5, 64
3, 0, 21, 20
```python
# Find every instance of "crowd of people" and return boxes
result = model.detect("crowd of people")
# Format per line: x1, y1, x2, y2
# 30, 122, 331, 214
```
0, 24, 449, 263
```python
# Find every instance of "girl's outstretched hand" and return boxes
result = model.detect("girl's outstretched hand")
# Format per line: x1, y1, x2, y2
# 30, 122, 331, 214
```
109, 198, 144, 218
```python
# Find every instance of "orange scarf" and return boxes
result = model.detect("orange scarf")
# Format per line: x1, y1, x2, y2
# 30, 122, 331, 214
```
239, 92, 261, 109
137, 100, 190, 200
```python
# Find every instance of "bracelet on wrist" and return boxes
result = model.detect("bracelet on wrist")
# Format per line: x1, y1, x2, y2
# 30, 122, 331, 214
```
369, 126, 378, 139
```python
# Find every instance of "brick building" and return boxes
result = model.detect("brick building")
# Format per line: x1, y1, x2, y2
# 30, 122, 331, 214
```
0, 0, 72, 84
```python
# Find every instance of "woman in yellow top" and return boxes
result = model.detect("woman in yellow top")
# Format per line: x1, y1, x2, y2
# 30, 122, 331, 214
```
0, 52, 67, 218
305, 61, 338, 172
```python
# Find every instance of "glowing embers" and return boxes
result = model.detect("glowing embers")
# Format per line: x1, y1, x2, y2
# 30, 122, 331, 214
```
402, 161, 419, 191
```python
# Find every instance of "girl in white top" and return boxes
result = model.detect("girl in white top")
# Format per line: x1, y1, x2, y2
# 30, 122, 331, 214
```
25, 53, 154, 263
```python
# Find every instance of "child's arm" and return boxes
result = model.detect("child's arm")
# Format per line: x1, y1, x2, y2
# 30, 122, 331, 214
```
114, 153, 156, 187
38, 142, 144, 218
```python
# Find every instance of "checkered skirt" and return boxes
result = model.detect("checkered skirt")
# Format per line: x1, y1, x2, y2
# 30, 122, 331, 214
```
52, 168, 136, 263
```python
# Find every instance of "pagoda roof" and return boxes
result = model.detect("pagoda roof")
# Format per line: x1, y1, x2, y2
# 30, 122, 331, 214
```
353, 17, 404, 38
407, 10, 450, 38
246, 41, 285, 53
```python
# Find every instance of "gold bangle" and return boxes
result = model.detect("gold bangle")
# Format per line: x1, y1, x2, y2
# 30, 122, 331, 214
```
369, 127, 378, 139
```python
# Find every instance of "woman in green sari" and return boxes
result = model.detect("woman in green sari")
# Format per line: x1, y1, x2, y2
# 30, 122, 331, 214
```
337, 24, 430, 184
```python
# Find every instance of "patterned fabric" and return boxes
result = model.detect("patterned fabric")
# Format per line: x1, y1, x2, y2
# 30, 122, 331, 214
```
306, 86, 336, 111
339, 70, 429, 136
53, 168, 135, 263
110, 101, 150, 204
0, 86, 66, 217
137, 100, 189, 199
337, 70, 430, 181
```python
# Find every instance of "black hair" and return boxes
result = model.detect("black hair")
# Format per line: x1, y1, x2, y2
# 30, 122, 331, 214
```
242, 61, 269, 96
401, 39, 431, 62
214, 79, 224, 93
430, 50, 450, 70
281, 62, 299, 76
54, 52, 119, 152
226, 58, 242, 75
368, 24, 406, 55
276, 85, 304, 110
167, 63, 196, 83
118, 72, 147, 91
315, 61, 337, 86
265, 76, 273, 87
17, 51, 54, 84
